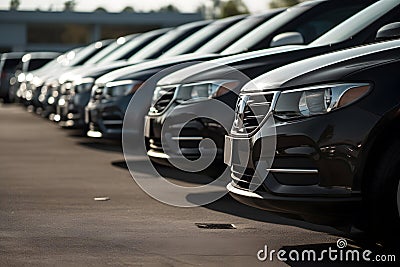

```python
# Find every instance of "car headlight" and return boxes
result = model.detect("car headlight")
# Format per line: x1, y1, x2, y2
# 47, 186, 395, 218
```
274, 83, 371, 120
73, 78, 95, 94
17, 73, 26, 83
104, 80, 143, 98
175, 80, 239, 102
60, 82, 73, 94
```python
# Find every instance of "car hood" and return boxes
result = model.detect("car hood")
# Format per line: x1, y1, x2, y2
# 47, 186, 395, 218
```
157, 45, 306, 86
95, 53, 220, 85
244, 40, 400, 92
58, 60, 132, 83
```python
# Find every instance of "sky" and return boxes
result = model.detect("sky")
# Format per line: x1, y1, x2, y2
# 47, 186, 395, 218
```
0, 0, 272, 13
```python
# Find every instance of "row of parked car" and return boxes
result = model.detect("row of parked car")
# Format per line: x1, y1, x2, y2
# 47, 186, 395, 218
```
1, 0, 399, 246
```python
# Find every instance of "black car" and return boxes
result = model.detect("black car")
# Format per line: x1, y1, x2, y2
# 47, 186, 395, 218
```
88, 0, 375, 140
31, 39, 113, 118
67, 12, 284, 133
0, 52, 25, 103
9, 52, 60, 103
144, 0, 397, 173
226, 37, 400, 243
55, 20, 215, 128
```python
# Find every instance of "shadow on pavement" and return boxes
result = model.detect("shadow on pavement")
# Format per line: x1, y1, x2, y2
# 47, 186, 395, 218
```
79, 141, 122, 153
111, 160, 214, 185
112, 159, 341, 236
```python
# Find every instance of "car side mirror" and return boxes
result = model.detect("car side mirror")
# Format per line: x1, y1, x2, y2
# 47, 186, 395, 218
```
270, 32, 304, 47
376, 22, 400, 41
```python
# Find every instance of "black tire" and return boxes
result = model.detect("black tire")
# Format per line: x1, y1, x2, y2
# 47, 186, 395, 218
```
363, 139, 400, 246
3, 93, 12, 104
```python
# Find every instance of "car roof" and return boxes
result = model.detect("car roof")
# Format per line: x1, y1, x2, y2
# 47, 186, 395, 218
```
245, 39, 400, 91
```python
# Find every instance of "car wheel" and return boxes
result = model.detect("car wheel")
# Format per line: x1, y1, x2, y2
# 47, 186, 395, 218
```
364, 139, 400, 245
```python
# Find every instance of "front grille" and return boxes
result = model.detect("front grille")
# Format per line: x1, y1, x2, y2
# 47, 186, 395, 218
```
232, 92, 276, 136
148, 138, 164, 153
231, 164, 259, 190
150, 86, 177, 114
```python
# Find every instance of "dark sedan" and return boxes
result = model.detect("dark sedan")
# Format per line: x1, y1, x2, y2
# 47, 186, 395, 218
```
226, 38, 400, 244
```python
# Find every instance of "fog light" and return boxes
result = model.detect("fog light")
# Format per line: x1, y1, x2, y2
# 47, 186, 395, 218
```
58, 98, 66, 106
48, 97, 55, 105
53, 114, 61, 122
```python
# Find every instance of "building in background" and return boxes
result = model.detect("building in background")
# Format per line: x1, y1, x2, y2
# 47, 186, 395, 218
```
0, 10, 203, 52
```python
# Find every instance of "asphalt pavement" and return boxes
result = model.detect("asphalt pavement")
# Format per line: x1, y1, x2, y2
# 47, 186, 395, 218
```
0, 104, 388, 266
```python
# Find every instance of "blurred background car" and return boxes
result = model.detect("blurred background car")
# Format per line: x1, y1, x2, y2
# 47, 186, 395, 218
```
55, 15, 251, 129
43, 20, 211, 122
0, 52, 25, 103
8, 52, 60, 103
30, 39, 113, 118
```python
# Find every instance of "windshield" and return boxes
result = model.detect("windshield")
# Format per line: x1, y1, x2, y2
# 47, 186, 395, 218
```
27, 58, 53, 71
129, 22, 209, 61
196, 12, 280, 54
99, 29, 168, 63
160, 17, 243, 58
221, 3, 315, 55
83, 35, 136, 65
311, 0, 399, 46
222, 0, 373, 55
66, 41, 109, 67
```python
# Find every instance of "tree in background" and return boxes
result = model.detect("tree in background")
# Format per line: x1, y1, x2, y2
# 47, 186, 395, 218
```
199, 0, 248, 19
122, 6, 135, 13
63, 0, 77, 11
9, 0, 20, 10
220, 0, 249, 18
269, 0, 301, 9
158, 4, 180, 13
94, 7, 107, 12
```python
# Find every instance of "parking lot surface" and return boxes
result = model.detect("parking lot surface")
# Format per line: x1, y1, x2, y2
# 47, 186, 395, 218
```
0, 105, 370, 266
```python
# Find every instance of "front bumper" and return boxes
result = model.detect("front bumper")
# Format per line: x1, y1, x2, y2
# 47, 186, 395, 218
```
225, 104, 379, 222
57, 91, 90, 128
227, 183, 361, 224
144, 101, 229, 167
85, 97, 128, 139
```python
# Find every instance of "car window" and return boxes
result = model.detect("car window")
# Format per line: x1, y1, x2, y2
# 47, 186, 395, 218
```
196, 13, 279, 54
160, 17, 243, 58
290, 5, 367, 43
3, 58, 21, 71
28, 58, 53, 71
311, 0, 399, 46
129, 23, 208, 61
222, 0, 374, 55
100, 30, 167, 62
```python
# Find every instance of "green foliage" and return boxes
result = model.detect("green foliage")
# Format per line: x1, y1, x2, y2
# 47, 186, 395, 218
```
220, 0, 249, 18
122, 6, 135, 13
158, 4, 180, 13
269, 0, 301, 9
9, 0, 20, 10
94, 7, 107, 12
63, 0, 77, 12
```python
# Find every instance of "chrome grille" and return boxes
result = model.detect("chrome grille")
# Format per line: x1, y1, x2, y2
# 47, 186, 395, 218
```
232, 92, 276, 135
230, 164, 265, 191
150, 86, 177, 114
